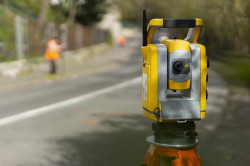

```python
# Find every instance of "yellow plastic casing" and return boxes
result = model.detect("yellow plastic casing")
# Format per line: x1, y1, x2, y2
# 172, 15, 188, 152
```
193, 19, 203, 44
161, 39, 191, 90
147, 19, 163, 45
168, 79, 191, 90
142, 18, 206, 121
199, 44, 207, 119
147, 18, 203, 44
141, 44, 160, 121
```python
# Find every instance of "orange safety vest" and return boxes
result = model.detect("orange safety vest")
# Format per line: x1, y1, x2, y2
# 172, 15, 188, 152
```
45, 40, 60, 60
117, 36, 126, 45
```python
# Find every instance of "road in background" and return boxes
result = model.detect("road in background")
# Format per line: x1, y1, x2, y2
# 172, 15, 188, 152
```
0, 39, 229, 166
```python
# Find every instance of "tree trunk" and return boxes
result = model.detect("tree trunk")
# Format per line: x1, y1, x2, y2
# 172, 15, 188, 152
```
67, 0, 77, 25
34, 0, 50, 56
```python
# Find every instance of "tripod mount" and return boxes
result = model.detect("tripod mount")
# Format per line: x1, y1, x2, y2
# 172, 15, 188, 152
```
143, 122, 201, 166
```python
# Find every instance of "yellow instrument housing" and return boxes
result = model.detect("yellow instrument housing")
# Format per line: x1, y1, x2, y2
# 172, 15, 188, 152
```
141, 18, 207, 122
161, 40, 192, 90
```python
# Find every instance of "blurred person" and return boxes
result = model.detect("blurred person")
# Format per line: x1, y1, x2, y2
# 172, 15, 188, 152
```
45, 37, 60, 74
117, 36, 126, 46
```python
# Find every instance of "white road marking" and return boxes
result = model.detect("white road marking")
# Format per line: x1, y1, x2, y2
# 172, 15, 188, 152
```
0, 77, 141, 127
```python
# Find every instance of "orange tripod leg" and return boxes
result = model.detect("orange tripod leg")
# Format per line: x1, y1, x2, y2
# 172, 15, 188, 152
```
144, 144, 160, 166
171, 147, 201, 166
143, 145, 201, 166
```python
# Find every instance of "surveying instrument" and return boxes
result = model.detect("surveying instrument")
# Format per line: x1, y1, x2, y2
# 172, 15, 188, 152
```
141, 10, 208, 166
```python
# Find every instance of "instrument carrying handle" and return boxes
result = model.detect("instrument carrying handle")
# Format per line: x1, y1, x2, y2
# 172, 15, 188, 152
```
162, 19, 200, 28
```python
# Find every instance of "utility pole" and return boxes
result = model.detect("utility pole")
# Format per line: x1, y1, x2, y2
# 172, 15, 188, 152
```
15, 15, 24, 60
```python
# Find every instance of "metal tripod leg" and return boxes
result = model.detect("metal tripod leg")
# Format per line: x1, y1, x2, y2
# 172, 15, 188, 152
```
143, 144, 201, 166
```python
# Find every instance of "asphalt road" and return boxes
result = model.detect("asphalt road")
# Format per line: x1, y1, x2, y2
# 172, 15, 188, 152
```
0, 39, 229, 166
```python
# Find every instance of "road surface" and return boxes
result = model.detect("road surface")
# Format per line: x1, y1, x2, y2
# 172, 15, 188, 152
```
0, 39, 229, 166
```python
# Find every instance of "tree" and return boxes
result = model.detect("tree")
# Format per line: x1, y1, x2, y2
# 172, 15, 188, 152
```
47, 3, 68, 24
34, 0, 50, 55
49, 0, 107, 26
114, 0, 249, 54
67, 0, 77, 25
113, 0, 199, 23
9, 0, 41, 17
74, 0, 107, 26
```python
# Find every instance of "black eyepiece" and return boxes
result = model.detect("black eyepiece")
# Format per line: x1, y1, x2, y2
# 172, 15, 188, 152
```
173, 61, 184, 72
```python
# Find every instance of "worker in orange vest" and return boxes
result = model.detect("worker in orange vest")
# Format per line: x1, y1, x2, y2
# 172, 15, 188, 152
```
117, 36, 126, 46
45, 38, 60, 74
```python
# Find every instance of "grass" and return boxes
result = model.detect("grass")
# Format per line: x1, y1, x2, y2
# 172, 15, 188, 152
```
212, 52, 250, 87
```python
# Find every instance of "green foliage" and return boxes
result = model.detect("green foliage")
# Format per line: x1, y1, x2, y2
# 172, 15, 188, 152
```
9, 0, 41, 17
0, 6, 16, 61
204, 0, 250, 53
47, 4, 68, 24
115, 0, 250, 54
213, 55, 250, 87
48, 0, 108, 25
114, 0, 199, 23
75, 0, 107, 25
